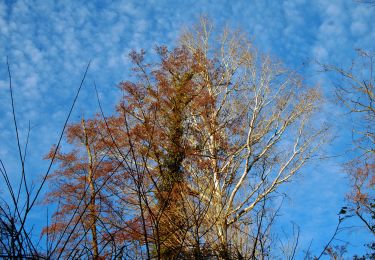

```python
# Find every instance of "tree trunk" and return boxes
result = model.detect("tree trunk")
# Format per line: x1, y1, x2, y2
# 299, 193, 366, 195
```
82, 119, 99, 260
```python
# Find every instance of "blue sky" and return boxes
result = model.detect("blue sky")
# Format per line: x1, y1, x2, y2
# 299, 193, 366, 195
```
0, 0, 374, 257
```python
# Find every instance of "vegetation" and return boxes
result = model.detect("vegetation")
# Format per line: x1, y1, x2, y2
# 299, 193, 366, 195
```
322, 49, 375, 259
0, 18, 373, 259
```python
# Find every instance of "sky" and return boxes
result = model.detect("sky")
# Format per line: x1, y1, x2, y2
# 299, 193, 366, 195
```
0, 0, 374, 258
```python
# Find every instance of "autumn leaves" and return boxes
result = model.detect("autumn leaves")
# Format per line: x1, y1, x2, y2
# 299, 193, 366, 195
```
41, 21, 326, 259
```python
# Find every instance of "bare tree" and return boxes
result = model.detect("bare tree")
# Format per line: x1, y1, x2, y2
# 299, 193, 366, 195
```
0, 59, 92, 259
178, 18, 327, 258
95, 18, 327, 258
322, 49, 374, 237
2, 19, 329, 259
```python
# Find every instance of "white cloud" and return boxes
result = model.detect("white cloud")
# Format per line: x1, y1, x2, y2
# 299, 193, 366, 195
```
312, 45, 329, 60
0, 79, 7, 90
351, 21, 367, 36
